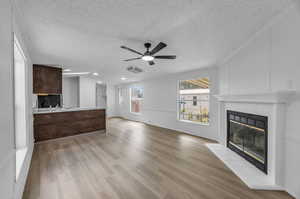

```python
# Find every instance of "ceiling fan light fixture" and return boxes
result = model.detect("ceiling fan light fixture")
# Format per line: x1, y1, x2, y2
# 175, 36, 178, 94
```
142, 55, 154, 61
121, 42, 175, 66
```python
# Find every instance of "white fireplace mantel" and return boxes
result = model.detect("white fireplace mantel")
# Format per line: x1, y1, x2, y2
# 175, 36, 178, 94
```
214, 90, 296, 104
206, 90, 295, 190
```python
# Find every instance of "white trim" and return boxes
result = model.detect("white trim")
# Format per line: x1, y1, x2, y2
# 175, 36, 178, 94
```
131, 97, 144, 101
178, 119, 210, 126
177, 77, 211, 123
180, 89, 210, 95
130, 112, 142, 115
129, 87, 143, 114
13, 33, 29, 151
15, 147, 27, 180
63, 72, 90, 76
214, 90, 295, 104
13, 35, 26, 61
14, 144, 34, 199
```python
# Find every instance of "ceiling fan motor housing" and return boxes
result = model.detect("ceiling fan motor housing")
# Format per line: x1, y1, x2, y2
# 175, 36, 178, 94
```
144, 43, 151, 51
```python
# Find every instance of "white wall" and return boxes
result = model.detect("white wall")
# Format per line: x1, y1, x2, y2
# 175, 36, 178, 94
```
62, 76, 79, 107
63, 76, 109, 110
0, 1, 15, 198
218, 2, 300, 198
116, 67, 219, 141
79, 76, 96, 107
96, 84, 106, 108
0, 1, 34, 199
106, 84, 117, 117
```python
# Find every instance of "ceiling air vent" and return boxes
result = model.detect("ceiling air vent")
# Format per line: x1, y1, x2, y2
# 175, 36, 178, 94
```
126, 66, 143, 74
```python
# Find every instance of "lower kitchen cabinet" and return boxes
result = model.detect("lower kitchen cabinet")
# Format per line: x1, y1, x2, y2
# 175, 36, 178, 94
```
34, 109, 106, 142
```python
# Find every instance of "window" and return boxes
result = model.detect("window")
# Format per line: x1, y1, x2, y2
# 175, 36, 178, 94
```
130, 87, 143, 113
14, 35, 28, 180
118, 88, 123, 105
178, 78, 210, 124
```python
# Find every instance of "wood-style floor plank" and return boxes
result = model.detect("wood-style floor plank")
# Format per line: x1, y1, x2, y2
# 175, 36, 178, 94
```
23, 118, 294, 199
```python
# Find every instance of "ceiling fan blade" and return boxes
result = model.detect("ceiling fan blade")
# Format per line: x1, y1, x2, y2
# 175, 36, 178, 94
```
148, 61, 155, 66
150, 42, 167, 55
123, 57, 141, 61
154, 55, 176, 59
121, 46, 143, 55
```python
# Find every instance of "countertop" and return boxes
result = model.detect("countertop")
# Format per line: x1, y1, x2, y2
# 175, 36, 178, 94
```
33, 107, 105, 114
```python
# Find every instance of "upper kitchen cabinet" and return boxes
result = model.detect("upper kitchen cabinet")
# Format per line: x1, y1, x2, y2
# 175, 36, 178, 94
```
33, 65, 62, 94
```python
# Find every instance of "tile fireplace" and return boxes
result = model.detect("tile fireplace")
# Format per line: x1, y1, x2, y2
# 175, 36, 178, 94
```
227, 110, 268, 174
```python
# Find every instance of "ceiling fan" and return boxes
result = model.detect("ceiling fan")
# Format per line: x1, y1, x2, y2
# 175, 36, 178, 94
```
121, 42, 176, 66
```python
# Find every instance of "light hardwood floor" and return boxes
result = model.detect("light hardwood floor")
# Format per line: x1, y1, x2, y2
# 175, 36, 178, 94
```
23, 118, 294, 199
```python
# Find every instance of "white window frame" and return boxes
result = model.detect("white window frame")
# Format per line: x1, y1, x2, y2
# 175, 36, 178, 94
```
13, 34, 28, 181
177, 78, 210, 126
118, 87, 123, 105
130, 87, 143, 114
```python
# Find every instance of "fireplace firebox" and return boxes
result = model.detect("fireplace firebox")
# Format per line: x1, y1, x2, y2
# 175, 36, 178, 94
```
227, 110, 268, 174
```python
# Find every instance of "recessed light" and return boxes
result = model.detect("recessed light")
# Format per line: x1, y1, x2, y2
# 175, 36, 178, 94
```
121, 77, 127, 80
93, 72, 99, 76
63, 69, 71, 72
63, 72, 90, 75
97, 81, 103, 84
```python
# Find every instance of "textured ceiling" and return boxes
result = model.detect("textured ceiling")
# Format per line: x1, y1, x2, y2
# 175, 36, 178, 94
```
17, 0, 292, 84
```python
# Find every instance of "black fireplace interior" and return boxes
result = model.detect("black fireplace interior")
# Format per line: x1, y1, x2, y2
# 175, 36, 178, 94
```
227, 110, 268, 174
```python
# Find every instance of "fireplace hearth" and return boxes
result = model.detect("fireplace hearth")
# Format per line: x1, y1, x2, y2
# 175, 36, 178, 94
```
227, 110, 268, 174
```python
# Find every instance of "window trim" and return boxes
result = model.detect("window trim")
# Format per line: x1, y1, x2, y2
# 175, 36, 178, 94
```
13, 34, 28, 181
130, 87, 143, 114
118, 87, 123, 105
177, 78, 210, 126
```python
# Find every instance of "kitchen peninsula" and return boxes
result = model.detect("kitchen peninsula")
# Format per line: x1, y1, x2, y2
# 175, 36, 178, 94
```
33, 107, 106, 142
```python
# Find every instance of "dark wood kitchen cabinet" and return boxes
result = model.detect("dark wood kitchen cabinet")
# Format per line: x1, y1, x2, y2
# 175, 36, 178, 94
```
33, 64, 62, 94
34, 109, 106, 142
